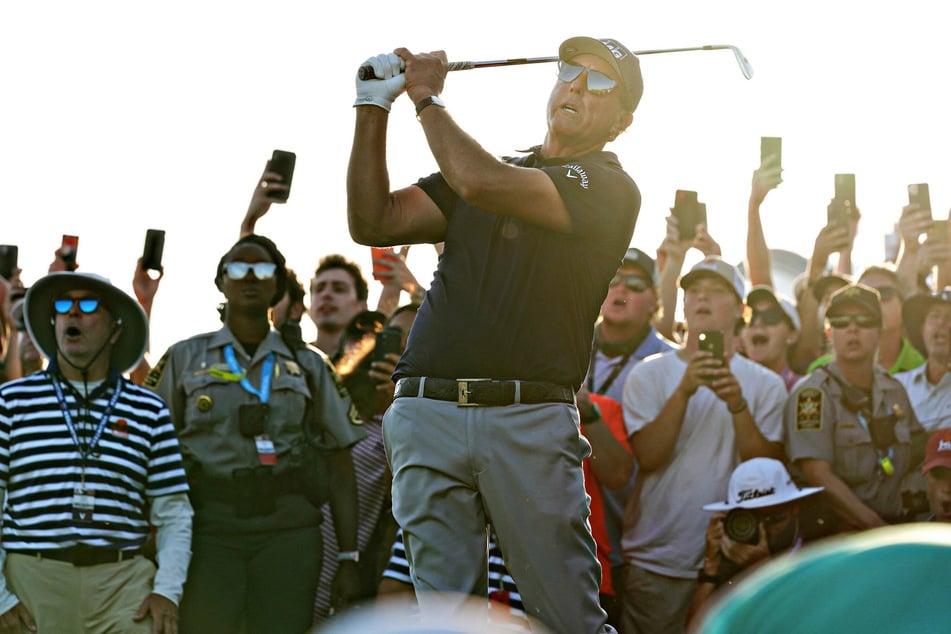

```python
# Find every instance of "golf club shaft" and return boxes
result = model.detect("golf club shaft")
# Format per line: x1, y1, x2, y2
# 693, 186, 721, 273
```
357, 44, 753, 81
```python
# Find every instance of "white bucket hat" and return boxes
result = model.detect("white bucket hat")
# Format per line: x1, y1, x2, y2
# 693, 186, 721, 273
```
703, 458, 823, 511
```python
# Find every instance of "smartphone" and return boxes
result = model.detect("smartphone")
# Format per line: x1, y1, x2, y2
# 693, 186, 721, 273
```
142, 229, 166, 271
61, 234, 79, 271
834, 173, 856, 212
698, 330, 724, 360
267, 149, 296, 202
0, 244, 17, 280
907, 183, 931, 215
373, 325, 403, 362
371, 247, 396, 281
928, 219, 949, 246
760, 136, 782, 168
827, 199, 850, 228
673, 190, 701, 240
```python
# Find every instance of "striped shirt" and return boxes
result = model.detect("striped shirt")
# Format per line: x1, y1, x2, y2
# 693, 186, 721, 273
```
0, 371, 189, 550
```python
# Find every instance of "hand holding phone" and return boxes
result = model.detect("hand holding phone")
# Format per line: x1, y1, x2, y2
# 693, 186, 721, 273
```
673, 190, 701, 240
373, 325, 403, 363
266, 150, 296, 202
142, 229, 166, 271
907, 183, 931, 215
61, 235, 79, 271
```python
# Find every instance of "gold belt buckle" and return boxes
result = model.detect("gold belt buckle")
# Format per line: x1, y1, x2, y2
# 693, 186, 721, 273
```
456, 378, 491, 407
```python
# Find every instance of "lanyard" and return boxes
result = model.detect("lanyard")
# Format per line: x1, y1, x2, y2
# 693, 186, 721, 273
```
856, 411, 895, 477
50, 373, 122, 465
223, 344, 274, 404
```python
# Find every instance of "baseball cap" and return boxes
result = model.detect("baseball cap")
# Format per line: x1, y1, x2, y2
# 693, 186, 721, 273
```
826, 283, 882, 322
622, 247, 658, 286
559, 37, 644, 112
902, 287, 951, 356
811, 272, 852, 303
680, 256, 745, 301
746, 285, 801, 331
703, 458, 822, 511
923, 428, 951, 475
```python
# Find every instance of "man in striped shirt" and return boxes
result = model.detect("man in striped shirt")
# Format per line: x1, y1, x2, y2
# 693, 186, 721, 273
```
0, 271, 192, 633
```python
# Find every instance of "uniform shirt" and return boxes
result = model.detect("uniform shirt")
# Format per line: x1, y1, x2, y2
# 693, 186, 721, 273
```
146, 326, 364, 532
894, 365, 951, 432
0, 371, 189, 549
621, 352, 786, 578
785, 363, 923, 521
395, 148, 641, 388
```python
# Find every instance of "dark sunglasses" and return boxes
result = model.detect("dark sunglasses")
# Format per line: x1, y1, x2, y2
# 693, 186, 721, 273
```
873, 286, 900, 302
225, 261, 276, 280
54, 298, 100, 315
828, 314, 881, 329
609, 274, 650, 293
557, 61, 617, 95
748, 308, 786, 326
756, 509, 790, 526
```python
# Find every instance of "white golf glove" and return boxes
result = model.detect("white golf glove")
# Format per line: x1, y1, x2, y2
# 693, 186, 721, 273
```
354, 53, 406, 111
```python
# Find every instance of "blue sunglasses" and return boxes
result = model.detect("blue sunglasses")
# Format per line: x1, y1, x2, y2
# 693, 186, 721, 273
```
54, 298, 100, 314
557, 61, 617, 95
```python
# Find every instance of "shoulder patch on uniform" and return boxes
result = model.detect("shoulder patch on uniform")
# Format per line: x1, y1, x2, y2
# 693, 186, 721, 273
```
796, 387, 823, 431
143, 351, 170, 389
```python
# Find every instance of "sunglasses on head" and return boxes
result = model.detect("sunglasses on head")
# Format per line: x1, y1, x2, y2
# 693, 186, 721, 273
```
54, 298, 100, 315
828, 314, 881, 329
609, 274, 650, 293
748, 307, 786, 326
225, 261, 276, 280
557, 61, 617, 95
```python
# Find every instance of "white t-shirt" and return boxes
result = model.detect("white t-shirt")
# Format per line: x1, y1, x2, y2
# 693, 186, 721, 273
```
621, 351, 786, 578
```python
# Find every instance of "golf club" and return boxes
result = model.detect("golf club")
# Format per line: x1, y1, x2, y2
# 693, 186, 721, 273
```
358, 44, 753, 81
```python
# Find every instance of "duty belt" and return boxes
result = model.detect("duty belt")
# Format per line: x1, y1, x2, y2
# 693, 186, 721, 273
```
394, 377, 574, 407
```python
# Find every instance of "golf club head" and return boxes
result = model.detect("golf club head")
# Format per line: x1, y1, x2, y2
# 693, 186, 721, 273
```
728, 45, 754, 80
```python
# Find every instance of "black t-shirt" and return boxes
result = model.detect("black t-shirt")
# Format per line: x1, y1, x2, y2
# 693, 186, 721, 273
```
394, 147, 640, 389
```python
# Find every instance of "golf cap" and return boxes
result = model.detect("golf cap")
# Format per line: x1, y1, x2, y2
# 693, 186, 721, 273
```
826, 283, 882, 322
622, 247, 659, 286
559, 37, 644, 112
25, 271, 149, 375
923, 428, 951, 475
747, 285, 801, 331
703, 458, 822, 511
902, 287, 951, 356
680, 256, 745, 301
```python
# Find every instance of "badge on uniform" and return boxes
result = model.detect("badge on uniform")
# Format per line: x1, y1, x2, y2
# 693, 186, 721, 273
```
255, 434, 277, 465
72, 487, 95, 523
284, 361, 301, 376
796, 388, 823, 431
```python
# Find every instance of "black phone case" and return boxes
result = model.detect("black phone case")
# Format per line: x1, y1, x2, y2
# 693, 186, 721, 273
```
673, 190, 700, 240
142, 229, 165, 270
0, 245, 17, 279
373, 326, 402, 362
268, 150, 297, 201
698, 331, 724, 359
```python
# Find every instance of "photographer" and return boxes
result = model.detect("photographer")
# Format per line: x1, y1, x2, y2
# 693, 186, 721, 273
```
689, 458, 823, 621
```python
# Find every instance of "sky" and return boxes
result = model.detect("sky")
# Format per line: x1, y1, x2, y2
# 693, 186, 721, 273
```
3, 1, 950, 355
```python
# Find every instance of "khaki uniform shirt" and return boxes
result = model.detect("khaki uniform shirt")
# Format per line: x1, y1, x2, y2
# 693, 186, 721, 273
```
785, 362, 923, 521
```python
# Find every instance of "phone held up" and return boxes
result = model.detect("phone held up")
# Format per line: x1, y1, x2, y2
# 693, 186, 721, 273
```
142, 229, 166, 271
61, 235, 79, 271
907, 183, 931, 215
673, 190, 707, 240
760, 136, 782, 168
267, 149, 296, 202
828, 173, 856, 227
0, 244, 17, 280
698, 330, 724, 380
373, 325, 403, 363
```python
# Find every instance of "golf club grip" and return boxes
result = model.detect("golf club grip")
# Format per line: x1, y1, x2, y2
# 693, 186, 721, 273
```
357, 60, 475, 81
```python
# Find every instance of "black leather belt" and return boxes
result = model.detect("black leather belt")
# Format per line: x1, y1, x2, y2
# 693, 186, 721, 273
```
394, 377, 574, 406
10, 545, 141, 567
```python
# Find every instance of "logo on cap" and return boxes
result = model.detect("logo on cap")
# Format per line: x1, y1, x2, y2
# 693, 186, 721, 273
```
601, 39, 628, 61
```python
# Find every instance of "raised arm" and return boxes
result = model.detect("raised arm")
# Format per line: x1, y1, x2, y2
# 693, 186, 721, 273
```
745, 158, 782, 288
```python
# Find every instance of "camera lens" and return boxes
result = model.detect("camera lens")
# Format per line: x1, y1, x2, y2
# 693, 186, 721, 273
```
724, 508, 760, 545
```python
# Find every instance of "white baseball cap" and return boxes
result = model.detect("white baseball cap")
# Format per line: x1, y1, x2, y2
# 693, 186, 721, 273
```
703, 458, 823, 511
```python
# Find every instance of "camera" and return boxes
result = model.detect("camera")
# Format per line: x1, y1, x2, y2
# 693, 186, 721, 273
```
724, 508, 760, 545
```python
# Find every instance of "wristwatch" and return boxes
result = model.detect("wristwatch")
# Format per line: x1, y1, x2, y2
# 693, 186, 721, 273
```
336, 550, 360, 563
415, 95, 446, 119
579, 403, 602, 425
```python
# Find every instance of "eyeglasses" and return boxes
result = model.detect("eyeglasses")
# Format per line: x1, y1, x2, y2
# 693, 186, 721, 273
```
54, 298, 100, 315
828, 314, 881, 329
748, 307, 786, 326
557, 61, 617, 95
873, 286, 900, 302
225, 261, 277, 280
609, 274, 650, 293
